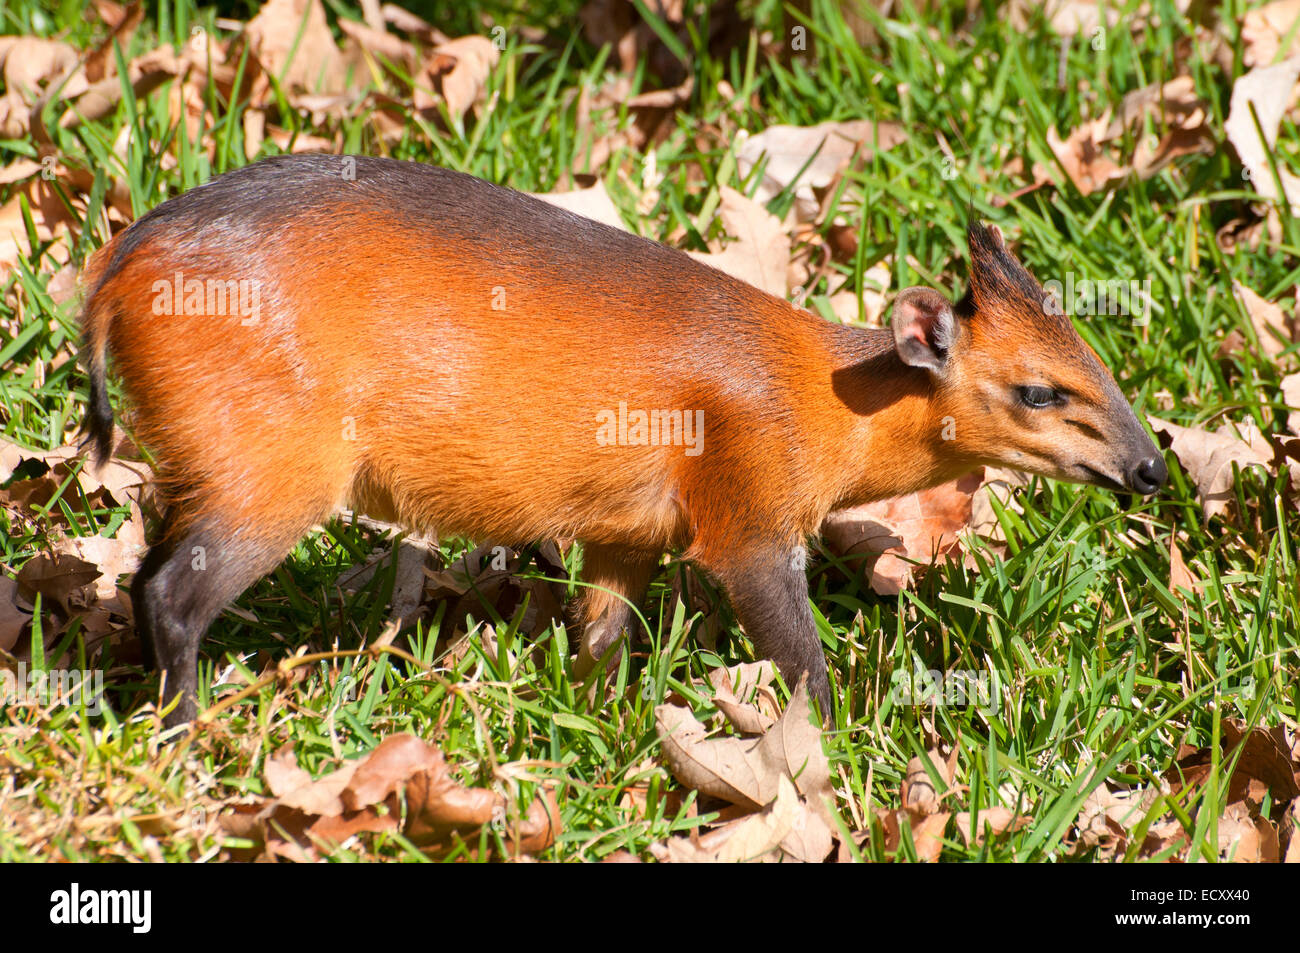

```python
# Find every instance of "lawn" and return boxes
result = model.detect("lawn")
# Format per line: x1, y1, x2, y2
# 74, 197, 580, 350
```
0, 0, 1297, 863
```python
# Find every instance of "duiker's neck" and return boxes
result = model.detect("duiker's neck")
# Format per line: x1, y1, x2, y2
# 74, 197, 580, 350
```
820, 325, 970, 508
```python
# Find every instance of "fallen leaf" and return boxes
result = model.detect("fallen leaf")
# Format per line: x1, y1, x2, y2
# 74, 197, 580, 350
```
706, 661, 779, 735
1166, 721, 1300, 806
1214, 801, 1266, 862
245, 0, 344, 96
1282, 372, 1300, 435
417, 35, 499, 122
1047, 117, 1129, 196
1168, 534, 1201, 599
1242, 0, 1300, 67
531, 180, 630, 232
1226, 56, 1300, 218
226, 734, 559, 860
966, 466, 1029, 548
337, 17, 418, 72
1148, 415, 1278, 521
901, 748, 958, 815
1072, 783, 1179, 859
823, 470, 984, 594
737, 120, 905, 223
872, 807, 951, 862
655, 676, 831, 814
651, 774, 801, 863
1285, 800, 1300, 862
688, 185, 789, 298
953, 806, 1031, 846
14, 553, 101, 617
52, 531, 143, 608
0, 575, 30, 653
1233, 281, 1295, 363
265, 743, 359, 816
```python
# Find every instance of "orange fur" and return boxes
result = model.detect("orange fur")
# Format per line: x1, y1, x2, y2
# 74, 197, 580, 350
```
80, 156, 1163, 725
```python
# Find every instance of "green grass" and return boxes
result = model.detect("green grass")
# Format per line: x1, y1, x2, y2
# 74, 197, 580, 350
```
1, 0, 1297, 861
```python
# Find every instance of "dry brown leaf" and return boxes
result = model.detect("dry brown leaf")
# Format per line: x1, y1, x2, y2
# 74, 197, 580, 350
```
14, 553, 101, 617
1243, 0, 1300, 67
0, 34, 86, 136
707, 660, 779, 735
0, 175, 81, 270
1214, 801, 1266, 862
417, 35, 499, 122
63, 47, 185, 128
1168, 533, 1201, 599
827, 262, 891, 326
228, 734, 559, 859
909, 810, 951, 862
1089, 77, 1214, 181
901, 747, 958, 814
1166, 721, 1300, 806
0, 437, 151, 510
0, 37, 79, 102
266, 126, 335, 153
1233, 281, 1296, 363
0, 575, 30, 653
84, 0, 144, 84
872, 807, 951, 862
341, 732, 443, 810
530, 181, 629, 232
652, 774, 799, 862
953, 806, 1031, 847
650, 774, 833, 863
265, 744, 359, 815
0, 158, 42, 185
380, 3, 446, 43
52, 531, 143, 609
1282, 372, 1300, 436
823, 470, 984, 594
1148, 415, 1278, 521
1072, 783, 1182, 859
1285, 800, 1300, 862
655, 675, 832, 815
246, 0, 344, 95
1226, 56, 1300, 218
337, 17, 417, 72
688, 185, 789, 298
736, 120, 906, 223
1047, 118, 1129, 195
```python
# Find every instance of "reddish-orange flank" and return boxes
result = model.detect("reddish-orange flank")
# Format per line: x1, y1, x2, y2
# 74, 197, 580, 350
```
79, 155, 1165, 727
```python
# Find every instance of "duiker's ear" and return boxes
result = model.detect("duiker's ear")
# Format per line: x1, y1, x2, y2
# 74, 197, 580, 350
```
892, 287, 955, 373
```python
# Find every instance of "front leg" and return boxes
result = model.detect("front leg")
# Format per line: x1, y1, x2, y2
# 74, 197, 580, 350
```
572, 542, 660, 680
696, 542, 831, 720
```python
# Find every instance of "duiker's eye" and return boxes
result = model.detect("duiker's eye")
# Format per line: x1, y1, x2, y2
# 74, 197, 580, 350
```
1018, 385, 1062, 408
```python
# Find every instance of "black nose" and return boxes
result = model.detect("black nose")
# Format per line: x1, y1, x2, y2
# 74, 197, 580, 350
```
1128, 455, 1167, 495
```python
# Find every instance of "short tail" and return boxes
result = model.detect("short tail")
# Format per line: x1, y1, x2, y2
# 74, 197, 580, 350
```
78, 242, 119, 467
82, 339, 114, 466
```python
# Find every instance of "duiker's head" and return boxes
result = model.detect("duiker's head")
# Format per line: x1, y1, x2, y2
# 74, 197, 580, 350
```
891, 223, 1166, 495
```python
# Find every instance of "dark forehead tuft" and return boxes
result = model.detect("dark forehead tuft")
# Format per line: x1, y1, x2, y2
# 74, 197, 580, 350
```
965, 222, 1046, 313
959, 222, 1099, 367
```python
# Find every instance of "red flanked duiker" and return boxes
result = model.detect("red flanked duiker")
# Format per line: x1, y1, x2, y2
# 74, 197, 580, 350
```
79, 155, 1165, 727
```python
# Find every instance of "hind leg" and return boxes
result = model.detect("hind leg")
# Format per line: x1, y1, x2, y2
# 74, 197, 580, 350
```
572, 543, 660, 679
690, 534, 831, 721
132, 514, 319, 729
